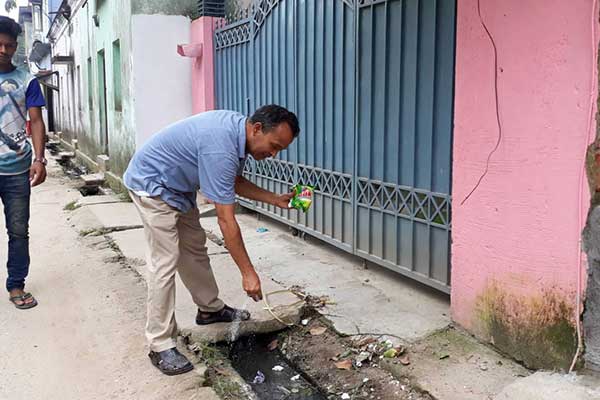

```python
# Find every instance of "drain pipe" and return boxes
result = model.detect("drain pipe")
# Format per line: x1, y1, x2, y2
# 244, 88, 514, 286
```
571, 0, 599, 374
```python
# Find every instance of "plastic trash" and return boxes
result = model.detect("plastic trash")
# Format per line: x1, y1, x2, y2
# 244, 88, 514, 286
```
252, 370, 265, 384
288, 184, 314, 212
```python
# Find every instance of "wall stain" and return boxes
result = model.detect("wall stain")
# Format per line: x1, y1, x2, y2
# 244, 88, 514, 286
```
475, 283, 577, 371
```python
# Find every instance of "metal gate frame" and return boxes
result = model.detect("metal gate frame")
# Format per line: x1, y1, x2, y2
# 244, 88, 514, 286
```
214, 0, 455, 293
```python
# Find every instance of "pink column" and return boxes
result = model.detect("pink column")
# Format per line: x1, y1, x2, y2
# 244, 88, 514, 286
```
450, 0, 599, 369
190, 17, 219, 114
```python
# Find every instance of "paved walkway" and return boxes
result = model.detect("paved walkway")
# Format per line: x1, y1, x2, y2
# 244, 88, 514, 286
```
0, 161, 219, 400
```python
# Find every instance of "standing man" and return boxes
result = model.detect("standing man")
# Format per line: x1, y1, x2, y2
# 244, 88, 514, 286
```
124, 105, 299, 375
0, 17, 47, 310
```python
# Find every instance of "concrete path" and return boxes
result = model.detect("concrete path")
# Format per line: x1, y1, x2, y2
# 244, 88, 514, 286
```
494, 372, 600, 400
198, 212, 451, 343
0, 161, 218, 400
90, 205, 305, 344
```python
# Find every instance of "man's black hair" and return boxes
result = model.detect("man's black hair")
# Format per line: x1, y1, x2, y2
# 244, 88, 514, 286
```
250, 104, 300, 138
0, 16, 21, 41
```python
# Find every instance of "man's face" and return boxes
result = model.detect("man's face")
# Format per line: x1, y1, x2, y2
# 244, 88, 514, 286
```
248, 122, 295, 160
0, 33, 17, 65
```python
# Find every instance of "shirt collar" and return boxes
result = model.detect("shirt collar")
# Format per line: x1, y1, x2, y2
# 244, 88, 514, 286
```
238, 117, 247, 159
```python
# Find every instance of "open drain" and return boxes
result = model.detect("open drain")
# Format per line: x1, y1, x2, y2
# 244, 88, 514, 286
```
224, 334, 325, 400
79, 186, 101, 196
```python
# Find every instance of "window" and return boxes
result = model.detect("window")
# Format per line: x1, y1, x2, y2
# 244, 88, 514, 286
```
87, 57, 93, 110
112, 40, 122, 111
33, 5, 42, 32
59, 76, 64, 129
76, 65, 82, 112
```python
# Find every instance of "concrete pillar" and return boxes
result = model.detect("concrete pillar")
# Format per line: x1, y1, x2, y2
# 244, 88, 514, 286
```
96, 154, 110, 172
189, 17, 219, 114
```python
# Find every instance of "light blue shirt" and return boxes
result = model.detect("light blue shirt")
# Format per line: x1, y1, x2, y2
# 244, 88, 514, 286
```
0, 67, 46, 175
124, 110, 247, 212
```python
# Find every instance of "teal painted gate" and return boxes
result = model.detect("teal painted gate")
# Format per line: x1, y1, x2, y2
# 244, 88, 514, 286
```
214, 0, 456, 293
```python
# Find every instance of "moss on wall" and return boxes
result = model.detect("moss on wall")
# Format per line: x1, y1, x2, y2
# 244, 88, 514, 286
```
475, 283, 577, 370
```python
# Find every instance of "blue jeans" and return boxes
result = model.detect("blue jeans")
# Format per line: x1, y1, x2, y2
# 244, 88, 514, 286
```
0, 172, 31, 292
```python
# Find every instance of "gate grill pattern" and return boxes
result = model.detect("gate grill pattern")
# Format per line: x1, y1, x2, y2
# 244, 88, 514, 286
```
215, 0, 456, 293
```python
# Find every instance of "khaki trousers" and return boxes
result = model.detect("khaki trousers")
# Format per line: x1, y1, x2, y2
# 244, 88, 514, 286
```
130, 192, 224, 352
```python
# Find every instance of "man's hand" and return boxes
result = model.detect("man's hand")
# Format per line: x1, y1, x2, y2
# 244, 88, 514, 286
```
29, 162, 46, 187
273, 191, 294, 209
236, 176, 294, 209
242, 269, 263, 301
215, 202, 263, 301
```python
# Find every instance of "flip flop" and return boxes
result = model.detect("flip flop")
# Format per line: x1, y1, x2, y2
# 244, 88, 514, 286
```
9, 292, 38, 310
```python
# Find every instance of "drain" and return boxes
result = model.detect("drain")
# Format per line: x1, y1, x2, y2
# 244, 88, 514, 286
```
79, 186, 100, 196
225, 334, 325, 400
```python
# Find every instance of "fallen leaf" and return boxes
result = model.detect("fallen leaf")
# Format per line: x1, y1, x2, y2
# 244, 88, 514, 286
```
383, 348, 398, 358
399, 355, 410, 365
267, 339, 279, 351
335, 359, 353, 370
310, 326, 327, 336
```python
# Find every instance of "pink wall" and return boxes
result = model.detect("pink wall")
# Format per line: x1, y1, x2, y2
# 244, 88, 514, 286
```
189, 17, 219, 114
451, 0, 598, 338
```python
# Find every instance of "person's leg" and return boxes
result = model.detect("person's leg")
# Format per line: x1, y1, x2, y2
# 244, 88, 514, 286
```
177, 207, 250, 324
176, 206, 224, 312
2, 172, 35, 308
130, 192, 193, 375
130, 193, 181, 352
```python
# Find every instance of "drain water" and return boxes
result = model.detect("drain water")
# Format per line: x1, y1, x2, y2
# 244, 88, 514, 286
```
226, 334, 325, 400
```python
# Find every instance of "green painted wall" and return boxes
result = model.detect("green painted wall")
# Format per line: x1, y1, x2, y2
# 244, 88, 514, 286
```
73, 0, 135, 176
57, 0, 195, 177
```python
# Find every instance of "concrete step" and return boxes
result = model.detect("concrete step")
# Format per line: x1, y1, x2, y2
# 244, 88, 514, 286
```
58, 151, 75, 160
80, 173, 105, 187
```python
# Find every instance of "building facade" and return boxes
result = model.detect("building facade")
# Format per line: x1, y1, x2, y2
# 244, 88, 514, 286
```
46, 0, 195, 177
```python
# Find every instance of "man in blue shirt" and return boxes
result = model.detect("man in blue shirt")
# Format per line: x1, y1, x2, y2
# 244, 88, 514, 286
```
0, 17, 47, 310
124, 104, 299, 375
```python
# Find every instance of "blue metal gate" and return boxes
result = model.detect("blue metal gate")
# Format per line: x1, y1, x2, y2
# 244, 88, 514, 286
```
214, 0, 456, 293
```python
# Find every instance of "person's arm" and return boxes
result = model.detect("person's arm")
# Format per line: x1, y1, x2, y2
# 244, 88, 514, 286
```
198, 152, 264, 300
235, 175, 293, 209
215, 202, 262, 301
28, 107, 46, 187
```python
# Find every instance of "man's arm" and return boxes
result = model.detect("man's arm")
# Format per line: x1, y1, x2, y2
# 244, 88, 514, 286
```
215, 202, 263, 301
28, 107, 46, 187
235, 175, 293, 209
